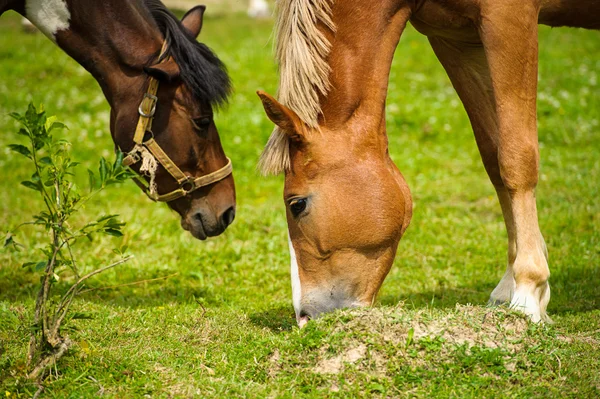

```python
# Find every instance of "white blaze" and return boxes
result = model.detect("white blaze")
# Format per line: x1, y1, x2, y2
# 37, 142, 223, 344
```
288, 234, 301, 319
25, 0, 71, 42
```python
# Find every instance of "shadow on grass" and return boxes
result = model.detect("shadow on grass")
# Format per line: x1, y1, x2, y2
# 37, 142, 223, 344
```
378, 283, 492, 311
379, 263, 599, 316
2, 263, 597, 317
248, 306, 296, 333
0, 271, 221, 309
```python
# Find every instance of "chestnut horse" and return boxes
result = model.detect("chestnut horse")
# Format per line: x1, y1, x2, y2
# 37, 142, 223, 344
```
0, 0, 236, 240
258, 0, 599, 326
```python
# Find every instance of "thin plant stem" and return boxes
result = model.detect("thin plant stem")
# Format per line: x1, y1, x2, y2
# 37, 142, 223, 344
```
54, 256, 134, 326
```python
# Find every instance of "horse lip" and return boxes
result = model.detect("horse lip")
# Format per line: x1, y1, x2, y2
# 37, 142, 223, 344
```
191, 227, 207, 240
181, 217, 207, 240
190, 219, 207, 240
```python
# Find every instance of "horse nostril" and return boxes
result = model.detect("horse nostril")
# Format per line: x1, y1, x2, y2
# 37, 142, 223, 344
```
221, 206, 235, 228
194, 212, 204, 223
300, 310, 308, 318
298, 311, 311, 328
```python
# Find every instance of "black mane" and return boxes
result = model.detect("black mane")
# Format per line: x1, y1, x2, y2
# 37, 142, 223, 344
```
144, 0, 231, 108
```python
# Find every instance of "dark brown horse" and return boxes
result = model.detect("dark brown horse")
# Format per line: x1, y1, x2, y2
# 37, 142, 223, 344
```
258, 0, 599, 326
0, 0, 236, 240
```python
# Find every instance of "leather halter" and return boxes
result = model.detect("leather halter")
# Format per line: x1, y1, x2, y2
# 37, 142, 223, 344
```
122, 57, 232, 203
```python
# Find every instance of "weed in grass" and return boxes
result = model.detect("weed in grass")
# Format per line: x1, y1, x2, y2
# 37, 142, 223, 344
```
2, 104, 133, 394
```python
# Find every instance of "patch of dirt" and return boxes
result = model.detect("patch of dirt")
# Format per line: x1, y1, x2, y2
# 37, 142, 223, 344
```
558, 333, 600, 346
314, 344, 366, 374
268, 349, 281, 377
310, 304, 531, 375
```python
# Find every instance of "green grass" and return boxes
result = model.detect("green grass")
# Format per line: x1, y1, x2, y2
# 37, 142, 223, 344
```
1, 10, 599, 398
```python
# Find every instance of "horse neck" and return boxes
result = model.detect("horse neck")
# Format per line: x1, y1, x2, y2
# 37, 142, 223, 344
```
319, 1, 412, 135
29, 0, 163, 107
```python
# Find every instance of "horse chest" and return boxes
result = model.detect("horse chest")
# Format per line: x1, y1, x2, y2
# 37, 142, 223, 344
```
24, 0, 71, 42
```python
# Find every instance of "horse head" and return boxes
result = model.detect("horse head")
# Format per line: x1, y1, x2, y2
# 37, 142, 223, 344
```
18, 0, 236, 239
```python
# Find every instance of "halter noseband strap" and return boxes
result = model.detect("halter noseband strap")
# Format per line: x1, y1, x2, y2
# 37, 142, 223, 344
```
122, 51, 232, 203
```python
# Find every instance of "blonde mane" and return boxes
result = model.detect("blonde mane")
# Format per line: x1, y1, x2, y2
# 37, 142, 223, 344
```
258, 0, 335, 175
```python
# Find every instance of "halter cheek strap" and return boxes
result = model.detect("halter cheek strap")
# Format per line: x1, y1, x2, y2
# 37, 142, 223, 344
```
122, 63, 232, 202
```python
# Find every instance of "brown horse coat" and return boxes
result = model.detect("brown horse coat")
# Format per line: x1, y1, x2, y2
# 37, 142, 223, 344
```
259, 0, 598, 325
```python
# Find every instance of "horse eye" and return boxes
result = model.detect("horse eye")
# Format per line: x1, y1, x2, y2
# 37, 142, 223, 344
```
289, 198, 308, 217
193, 117, 212, 131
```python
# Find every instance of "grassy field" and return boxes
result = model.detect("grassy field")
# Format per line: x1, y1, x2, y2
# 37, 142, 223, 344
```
1, 9, 599, 398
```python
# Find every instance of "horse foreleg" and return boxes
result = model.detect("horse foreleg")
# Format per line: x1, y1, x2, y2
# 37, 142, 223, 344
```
428, 37, 520, 303
479, 1, 550, 322
429, 6, 550, 322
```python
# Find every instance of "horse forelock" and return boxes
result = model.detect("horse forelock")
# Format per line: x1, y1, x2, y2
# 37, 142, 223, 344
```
258, 0, 335, 176
143, 0, 231, 109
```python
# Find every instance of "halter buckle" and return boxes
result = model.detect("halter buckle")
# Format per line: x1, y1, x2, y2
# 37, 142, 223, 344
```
142, 130, 155, 143
126, 151, 141, 165
138, 93, 158, 118
180, 178, 196, 195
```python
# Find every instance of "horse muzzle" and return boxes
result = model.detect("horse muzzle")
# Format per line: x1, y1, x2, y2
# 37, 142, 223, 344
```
182, 204, 235, 240
296, 288, 366, 327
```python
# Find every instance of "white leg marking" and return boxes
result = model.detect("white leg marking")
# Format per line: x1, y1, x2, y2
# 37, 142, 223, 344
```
25, 0, 71, 42
288, 233, 302, 321
489, 267, 516, 305
509, 281, 551, 323
493, 188, 551, 323
509, 241, 551, 323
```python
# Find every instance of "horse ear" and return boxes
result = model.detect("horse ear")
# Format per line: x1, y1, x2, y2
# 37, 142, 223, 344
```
181, 5, 206, 38
257, 91, 306, 142
144, 58, 180, 82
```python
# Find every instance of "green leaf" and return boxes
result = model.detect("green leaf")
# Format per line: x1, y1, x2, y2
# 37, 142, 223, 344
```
45, 115, 57, 130
22, 261, 37, 269
99, 158, 108, 184
25, 103, 37, 122
52, 122, 67, 132
97, 214, 119, 222
104, 228, 123, 237
39, 156, 52, 165
9, 112, 24, 123
46, 116, 67, 133
35, 261, 47, 272
88, 169, 97, 191
4, 233, 14, 247
21, 180, 41, 192
105, 218, 125, 228
114, 150, 124, 170
7, 144, 32, 159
